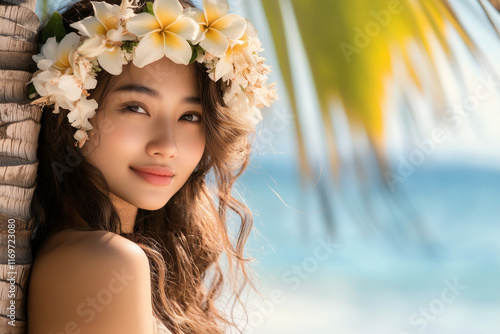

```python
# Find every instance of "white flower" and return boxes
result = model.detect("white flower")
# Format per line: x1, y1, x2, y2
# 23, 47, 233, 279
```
184, 0, 246, 57
217, 21, 277, 122
209, 21, 260, 81
72, 48, 99, 88
67, 96, 98, 131
126, 0, 199, 66
31, 33, 96, 112
33, 32, 80, 73
76, 36, 127, 75
67, 96, 99, 147
74, 129, 90, 148
70, 0, 134, 39
70, 0, 134, 75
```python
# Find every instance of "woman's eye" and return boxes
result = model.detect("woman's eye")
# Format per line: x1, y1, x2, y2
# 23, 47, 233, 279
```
180, 113, 201, 122
123, 104, 148, 115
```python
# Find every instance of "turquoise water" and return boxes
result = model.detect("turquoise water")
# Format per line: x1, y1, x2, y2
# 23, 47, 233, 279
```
236, 158, 500, 334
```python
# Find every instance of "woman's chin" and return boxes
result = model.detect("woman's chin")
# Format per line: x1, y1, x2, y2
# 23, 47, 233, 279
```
136, 199, 169, 211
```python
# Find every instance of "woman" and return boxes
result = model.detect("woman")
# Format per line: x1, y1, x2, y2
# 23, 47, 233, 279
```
26, 0, 276, 333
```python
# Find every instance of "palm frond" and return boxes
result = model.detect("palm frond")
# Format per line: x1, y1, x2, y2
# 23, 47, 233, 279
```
262, 0, 499, 176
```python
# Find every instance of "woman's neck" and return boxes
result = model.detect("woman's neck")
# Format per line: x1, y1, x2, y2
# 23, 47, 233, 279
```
109, 193, 138, 233
63, 201, 137, 234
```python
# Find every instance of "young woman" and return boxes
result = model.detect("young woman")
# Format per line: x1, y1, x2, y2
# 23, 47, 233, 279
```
26, 0, 276, 333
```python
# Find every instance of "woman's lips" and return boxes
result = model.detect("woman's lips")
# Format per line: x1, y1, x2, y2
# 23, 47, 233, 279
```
130, 167, 174, 186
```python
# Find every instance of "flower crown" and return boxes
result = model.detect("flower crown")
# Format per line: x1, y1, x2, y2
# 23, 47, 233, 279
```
30, 0, 277, 148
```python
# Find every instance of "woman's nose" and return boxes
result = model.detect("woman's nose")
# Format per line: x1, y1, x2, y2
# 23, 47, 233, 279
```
146, 124, 178, 159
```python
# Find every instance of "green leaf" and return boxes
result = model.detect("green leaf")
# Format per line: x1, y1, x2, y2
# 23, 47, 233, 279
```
42, 12, 66, 44
28, 83, 38, 100
189, 47, 198, 64
122, 40, 139, 53
144, 2, 154, 15
189, 44, 205, 63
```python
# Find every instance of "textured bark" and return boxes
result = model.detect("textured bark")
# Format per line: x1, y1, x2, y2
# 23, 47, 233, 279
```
0, 0, 36, 11
489, 0, 500, 12
0, 0, 39, 332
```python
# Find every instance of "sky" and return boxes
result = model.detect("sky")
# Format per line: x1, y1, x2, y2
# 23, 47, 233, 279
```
232, 0, 500, 172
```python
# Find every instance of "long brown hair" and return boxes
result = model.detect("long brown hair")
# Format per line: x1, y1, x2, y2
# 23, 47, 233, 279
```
30, 1, 259, 333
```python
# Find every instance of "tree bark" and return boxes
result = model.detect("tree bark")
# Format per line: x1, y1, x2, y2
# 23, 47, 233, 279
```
489, 0, 500, 12
0, 0, 39, 333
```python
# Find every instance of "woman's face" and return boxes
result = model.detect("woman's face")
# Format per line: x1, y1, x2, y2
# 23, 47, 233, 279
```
81, 57, 205, 211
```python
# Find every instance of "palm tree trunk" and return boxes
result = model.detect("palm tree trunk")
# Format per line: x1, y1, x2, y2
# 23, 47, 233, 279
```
489, 0, 500, 11
0, 0, 40, 333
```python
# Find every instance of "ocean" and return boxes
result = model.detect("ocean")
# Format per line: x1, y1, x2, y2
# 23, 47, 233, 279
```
234, 159, 500, 334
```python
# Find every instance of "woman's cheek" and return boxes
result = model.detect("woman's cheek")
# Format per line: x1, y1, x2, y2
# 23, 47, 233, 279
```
186, 129, 205, 155
105, 120, 145, 143
184, 123, 204, 142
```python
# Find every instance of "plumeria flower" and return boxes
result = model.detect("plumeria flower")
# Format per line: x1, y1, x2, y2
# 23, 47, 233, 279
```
210, 20, 259, 82
76, 35, 126, 75
33, 32, 80, 73
67, 96, 98, 132
184, 0, 247, 57
197, 22, 260, 83
74, 129, 90, 148
70, 1, 134, 39
31, 33, 97, 112
71, 51, 99, 88
126, 0, 199, 66
67, 96, 99, 147
70, 0, 135, 75
31, 69, 77, 113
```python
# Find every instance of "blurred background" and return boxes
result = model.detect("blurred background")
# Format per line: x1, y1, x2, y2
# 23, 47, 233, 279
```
36, 0, 500, 333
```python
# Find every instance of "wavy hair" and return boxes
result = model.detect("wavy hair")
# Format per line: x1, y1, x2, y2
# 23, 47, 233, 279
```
30, 1, 259, 333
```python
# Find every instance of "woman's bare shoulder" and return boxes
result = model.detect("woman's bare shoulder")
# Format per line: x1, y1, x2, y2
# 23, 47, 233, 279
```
29, 229, 149, 281
35, 229, 144, 259
28, 229, 154, 334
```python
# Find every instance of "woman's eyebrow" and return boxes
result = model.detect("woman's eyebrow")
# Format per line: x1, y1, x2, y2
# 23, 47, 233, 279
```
113, 84, 200, 105
184, 96, 201, 105
114, 84, 159, 97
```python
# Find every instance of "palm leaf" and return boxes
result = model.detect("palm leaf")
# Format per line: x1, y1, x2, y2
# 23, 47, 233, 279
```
259, 0, 500, 238
262, 0, 498, 176
260, 0, 312, 177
